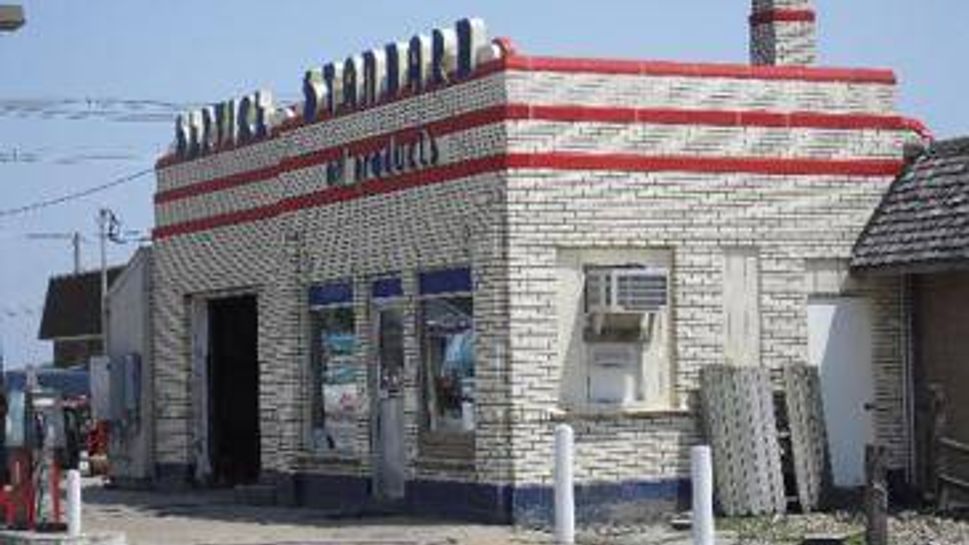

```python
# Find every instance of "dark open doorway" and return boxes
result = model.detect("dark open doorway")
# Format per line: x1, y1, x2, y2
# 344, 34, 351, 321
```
207, 295, 260, 486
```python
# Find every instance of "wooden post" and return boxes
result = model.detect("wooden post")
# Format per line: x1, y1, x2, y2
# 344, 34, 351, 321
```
929, 386, 947, 507
865, 445, 888, 545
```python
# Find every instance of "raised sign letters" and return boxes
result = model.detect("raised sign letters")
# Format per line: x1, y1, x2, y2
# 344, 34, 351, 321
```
326, 128, 440, 186
172, 18, 496, 160
174, 91, 274, 159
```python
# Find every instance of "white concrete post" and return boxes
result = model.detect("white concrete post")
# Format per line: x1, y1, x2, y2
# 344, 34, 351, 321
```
67, 469, 82, 537
691, 446, 714, 545
554, 424, 575, 545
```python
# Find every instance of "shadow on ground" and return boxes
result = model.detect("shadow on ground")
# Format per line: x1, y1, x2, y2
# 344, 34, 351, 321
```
81, 481, 468, 530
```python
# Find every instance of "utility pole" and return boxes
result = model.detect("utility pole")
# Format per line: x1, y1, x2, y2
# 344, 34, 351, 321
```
96, 208, 128, 357
0, 314, 5, 381
0, 5, 24, 32
98, 209, 111, 357
73, 231, 81, 274
26, 232, 85, 274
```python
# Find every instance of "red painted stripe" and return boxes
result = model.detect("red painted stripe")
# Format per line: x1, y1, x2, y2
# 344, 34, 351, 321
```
750, 9, 816, 25
504, 55, 895, 84
506, 153, 903, 177
156, 103, 919, 204
153, 151, 904, 240
153, 155, 509, 239
156, 105, 514, 204
156, 45, 900, 168
900, 117, 934, 141
156, 164, 282, 203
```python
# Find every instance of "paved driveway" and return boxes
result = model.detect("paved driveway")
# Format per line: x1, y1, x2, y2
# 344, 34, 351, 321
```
81, 480, 529, 545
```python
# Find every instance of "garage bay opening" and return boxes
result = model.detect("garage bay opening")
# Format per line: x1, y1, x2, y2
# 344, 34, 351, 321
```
207, 295, 260, 486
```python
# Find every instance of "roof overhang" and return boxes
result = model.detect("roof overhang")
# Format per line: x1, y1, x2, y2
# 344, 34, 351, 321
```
851, 259, 969, 277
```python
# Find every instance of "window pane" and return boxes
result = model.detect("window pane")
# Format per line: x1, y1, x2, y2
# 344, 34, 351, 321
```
311, 306, 358, 454
420, 296, 474, 433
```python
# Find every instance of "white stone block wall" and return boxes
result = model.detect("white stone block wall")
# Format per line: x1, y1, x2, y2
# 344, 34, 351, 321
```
502, 67, 915, 485
153, 73, 513, 485
152, 56, 920, 502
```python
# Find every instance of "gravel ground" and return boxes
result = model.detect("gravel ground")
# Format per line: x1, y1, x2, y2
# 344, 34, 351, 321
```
713, 510, 969, 545
522, 510, 969, 544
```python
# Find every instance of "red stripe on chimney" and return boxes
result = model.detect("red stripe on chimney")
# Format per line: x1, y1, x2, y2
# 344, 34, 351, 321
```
750, 9, 817, 25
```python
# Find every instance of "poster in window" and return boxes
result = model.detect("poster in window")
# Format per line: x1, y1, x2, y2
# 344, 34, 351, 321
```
311, 307, 360, 455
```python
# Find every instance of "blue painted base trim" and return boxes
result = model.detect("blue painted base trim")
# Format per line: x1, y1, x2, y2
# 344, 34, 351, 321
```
291, 473, 371, 511
511, 478, 690, 526
406, 479, 513, 523
405, 478, 688, 524
145, 464, 688, 524
154, 463, 193, 491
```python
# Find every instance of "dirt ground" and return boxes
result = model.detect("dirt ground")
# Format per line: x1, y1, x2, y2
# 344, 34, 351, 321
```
80, 479, 531, 545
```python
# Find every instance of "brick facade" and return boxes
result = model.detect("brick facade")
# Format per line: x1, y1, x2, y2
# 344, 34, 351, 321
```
151, 17, 923, 522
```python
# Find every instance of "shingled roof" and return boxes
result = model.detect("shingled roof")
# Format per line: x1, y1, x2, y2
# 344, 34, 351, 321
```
852, 138, 969, 272
38, 268, 123, 340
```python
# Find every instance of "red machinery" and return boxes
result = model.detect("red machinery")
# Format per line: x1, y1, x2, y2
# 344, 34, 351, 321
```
0, 388, 68, 531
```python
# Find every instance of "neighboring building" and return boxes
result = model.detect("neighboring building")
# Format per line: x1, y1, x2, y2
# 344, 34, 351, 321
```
38, 267, 122, 368
103, 247, 154, 487
852, 137, 969, 502
3, 367, 89, 398
150, 1, 927, 522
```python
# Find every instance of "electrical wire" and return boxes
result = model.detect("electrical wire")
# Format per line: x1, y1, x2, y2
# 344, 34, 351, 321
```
0, 167, 154, 219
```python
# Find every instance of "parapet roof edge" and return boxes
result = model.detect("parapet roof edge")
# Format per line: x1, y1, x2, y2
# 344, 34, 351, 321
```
155, 40, 900, 170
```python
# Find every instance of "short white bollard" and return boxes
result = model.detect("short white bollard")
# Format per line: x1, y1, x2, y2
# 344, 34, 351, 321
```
554, 424, 575, 545
691, 446, 714, 545
67, 469, 82, 537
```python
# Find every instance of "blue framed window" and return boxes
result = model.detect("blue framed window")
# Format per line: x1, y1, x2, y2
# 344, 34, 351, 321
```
308, 280, 357, 455
417, 266, 475, 434
418, 267, 472, 296
309, 280, 352, 308
371, 276, 403, 300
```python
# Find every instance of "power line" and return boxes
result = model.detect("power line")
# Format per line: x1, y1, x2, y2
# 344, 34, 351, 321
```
0, 167, 154, 219
0, 96, 197, 124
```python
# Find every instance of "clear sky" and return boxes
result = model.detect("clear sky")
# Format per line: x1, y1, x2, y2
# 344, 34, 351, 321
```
1, 1, 966, 367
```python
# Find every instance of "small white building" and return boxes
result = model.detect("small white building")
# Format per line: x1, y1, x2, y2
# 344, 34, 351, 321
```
103, 247, 154, 486
148, 1, 926, 522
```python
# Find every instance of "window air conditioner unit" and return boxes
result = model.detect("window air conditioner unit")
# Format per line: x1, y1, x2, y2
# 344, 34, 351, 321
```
585, 266, 668, 314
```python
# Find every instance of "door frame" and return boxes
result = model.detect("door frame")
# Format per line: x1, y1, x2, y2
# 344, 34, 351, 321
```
188, 288, 260, 486
190, 297, 212, 483
807, 294, 876, 488
206, 293, 261, 486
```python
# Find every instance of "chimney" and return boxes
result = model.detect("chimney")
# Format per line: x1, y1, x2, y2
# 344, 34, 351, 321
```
749, 0, 817, 66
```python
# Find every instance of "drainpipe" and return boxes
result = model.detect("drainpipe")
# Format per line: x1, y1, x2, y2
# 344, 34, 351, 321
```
901, 275, 916, 485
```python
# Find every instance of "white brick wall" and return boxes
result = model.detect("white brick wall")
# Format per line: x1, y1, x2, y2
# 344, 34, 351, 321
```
152, 59, 916, 498
501, 67, 912, 483
506, 73, 894, 113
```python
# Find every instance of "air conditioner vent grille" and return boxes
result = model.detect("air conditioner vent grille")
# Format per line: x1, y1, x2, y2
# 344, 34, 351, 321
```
585, 267, 668, 313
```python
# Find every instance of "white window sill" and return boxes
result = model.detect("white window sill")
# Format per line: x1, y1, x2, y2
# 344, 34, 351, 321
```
550, 405, 692, 421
